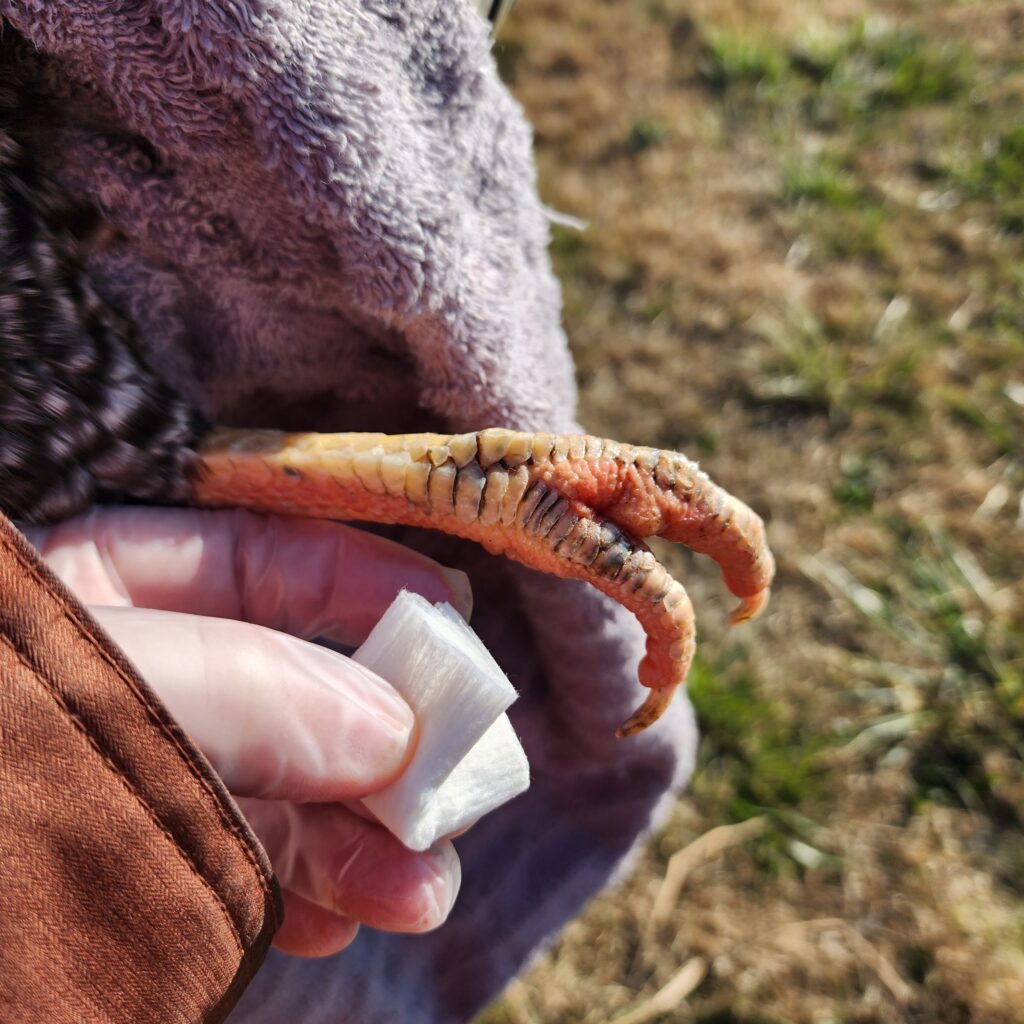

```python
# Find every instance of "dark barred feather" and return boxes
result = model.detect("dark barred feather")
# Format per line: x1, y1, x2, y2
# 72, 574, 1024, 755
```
0, 33, 205, 524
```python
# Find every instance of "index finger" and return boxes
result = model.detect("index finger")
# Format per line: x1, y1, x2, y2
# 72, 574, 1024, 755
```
24, 507, 472, 645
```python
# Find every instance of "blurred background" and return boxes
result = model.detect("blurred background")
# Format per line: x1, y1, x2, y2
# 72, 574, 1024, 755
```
476, 1, 1024, 1021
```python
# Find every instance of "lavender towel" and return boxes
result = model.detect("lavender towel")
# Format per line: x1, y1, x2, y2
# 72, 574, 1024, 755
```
1, 2, 697, 1020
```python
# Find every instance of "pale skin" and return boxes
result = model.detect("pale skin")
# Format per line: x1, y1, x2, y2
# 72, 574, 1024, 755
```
26, 508, 471, 958
193, 427, 775, 736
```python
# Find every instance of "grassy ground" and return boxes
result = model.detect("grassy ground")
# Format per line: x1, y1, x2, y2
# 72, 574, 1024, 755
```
477, 1, 1024, 1021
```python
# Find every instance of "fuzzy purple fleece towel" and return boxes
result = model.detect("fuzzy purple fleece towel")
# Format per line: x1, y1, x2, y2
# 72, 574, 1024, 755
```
1, 1, 697, 1019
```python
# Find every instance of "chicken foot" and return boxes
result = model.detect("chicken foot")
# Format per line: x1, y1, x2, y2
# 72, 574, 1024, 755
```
193, 428, 775, 737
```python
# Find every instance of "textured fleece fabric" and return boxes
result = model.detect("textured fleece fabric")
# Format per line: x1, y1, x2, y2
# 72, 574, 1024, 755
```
0, 2, 698, 1021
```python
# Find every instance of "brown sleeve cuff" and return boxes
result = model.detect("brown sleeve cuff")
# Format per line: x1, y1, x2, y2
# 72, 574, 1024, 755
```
0, 513, 282, 1023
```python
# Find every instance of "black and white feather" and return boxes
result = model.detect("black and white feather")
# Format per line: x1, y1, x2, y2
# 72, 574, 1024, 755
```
0, 39, 205, 524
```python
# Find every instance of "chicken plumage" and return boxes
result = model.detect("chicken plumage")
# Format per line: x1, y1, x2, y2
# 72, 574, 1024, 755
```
0, 39, 204, 524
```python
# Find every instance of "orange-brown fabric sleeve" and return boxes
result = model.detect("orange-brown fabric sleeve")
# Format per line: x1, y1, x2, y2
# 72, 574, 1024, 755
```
0, 513, 282, 1023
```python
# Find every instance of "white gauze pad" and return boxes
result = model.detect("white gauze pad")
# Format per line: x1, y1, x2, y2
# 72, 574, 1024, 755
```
354, 590, 530, 851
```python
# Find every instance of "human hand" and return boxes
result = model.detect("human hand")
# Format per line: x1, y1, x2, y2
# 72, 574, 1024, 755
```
22, 507, 473, 958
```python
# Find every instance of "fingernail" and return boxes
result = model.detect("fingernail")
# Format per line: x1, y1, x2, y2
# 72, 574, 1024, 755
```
441, 568, 473, 622
347, 660, 416, 734
308, 647, 414, 735
423, 842, 461, 927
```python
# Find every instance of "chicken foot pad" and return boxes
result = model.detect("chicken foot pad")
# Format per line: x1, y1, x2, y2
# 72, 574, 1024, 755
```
194, 428, 775, 737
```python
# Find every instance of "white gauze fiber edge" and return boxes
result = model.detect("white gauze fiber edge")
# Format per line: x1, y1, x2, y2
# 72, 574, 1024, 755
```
354, 590, 530, 851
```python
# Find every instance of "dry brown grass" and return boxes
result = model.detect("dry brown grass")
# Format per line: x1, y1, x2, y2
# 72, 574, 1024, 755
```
476, 1, 1024, 1021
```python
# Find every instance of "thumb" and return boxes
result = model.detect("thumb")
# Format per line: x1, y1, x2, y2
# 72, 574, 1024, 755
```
91, 606, 415, 802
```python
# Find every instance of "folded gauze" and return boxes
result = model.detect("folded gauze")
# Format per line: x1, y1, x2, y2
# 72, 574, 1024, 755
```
355, 592, 529, 851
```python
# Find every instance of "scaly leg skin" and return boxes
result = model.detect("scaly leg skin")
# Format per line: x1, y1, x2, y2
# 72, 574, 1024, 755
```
192, 428, 775, 737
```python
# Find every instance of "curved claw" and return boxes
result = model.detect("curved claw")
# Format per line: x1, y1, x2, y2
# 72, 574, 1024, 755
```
729, 588, 771, 626
616, 684, 679, 738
